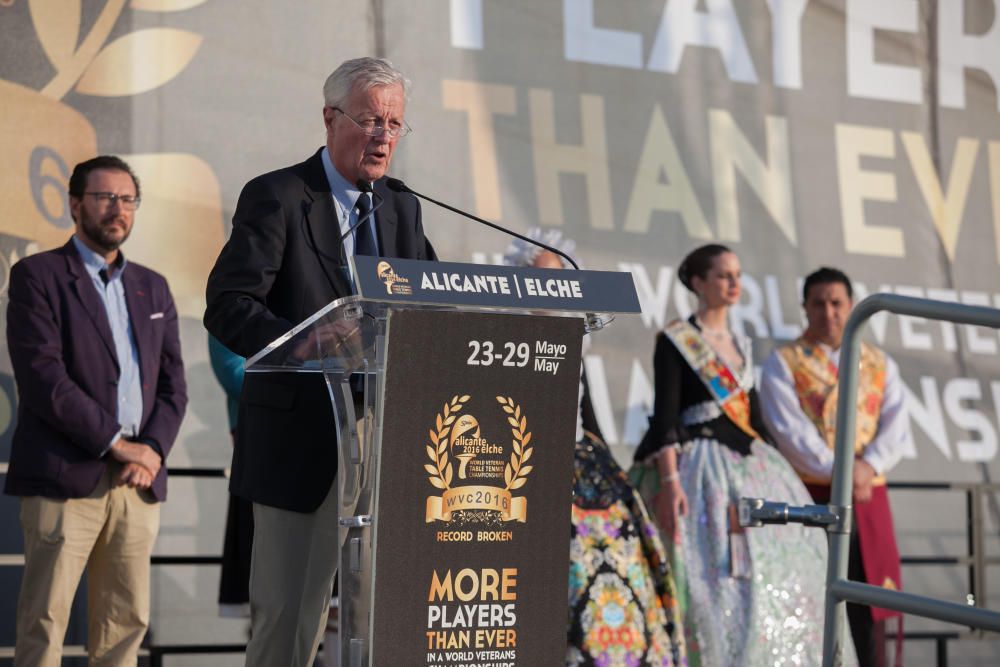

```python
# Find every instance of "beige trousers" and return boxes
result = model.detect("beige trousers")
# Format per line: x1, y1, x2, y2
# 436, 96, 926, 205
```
15, 465, 160, 667
245, 480, 339, 667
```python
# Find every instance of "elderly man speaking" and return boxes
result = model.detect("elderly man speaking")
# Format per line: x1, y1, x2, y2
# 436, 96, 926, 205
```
205, 57, 436, 666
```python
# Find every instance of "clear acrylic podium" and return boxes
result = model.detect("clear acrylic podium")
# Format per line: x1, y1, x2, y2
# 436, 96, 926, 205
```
242, 258, 638, 666
245, 295, 402, 666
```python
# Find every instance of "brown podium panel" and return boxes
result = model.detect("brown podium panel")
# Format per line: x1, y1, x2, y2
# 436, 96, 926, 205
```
371, 309, 582, 666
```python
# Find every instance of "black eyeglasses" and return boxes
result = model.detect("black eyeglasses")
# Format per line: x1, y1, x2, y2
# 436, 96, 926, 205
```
331, 107, 412, 138
83, 192, 141, 210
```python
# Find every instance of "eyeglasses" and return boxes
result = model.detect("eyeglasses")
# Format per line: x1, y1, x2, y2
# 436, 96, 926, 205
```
331, 107, 411, 138
83, 192, 141, 210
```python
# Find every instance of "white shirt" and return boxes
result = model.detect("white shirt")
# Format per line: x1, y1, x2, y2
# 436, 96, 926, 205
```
759, 341, 911, 480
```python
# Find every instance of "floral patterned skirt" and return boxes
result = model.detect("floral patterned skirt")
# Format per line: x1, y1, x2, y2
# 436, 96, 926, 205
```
567, 436, 686, 666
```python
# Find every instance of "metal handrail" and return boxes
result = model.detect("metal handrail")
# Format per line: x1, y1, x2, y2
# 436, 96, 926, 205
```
886, 480, 1000, 614
822, 294, 1000, 666
739, 294, 1000, 665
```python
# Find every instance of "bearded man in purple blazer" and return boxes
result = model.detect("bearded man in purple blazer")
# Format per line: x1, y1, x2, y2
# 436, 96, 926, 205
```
5, 155, 187, 666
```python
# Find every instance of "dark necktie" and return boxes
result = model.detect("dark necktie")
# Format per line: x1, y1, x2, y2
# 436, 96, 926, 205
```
354, 193, 377, 256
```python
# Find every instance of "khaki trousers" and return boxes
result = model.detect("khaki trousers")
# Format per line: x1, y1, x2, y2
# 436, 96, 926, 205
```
15, 465, 160, 667
245, 480, 339, 667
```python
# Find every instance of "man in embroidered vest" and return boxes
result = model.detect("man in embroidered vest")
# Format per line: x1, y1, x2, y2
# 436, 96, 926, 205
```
759, 267, 911, 667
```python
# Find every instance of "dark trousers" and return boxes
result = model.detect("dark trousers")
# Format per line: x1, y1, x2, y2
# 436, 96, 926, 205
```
219, 492, 254, 607
847, 525, 887, 667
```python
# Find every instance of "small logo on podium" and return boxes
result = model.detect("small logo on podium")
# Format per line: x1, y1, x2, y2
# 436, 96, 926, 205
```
376, 260, 412, 295
425, 395, 533, 525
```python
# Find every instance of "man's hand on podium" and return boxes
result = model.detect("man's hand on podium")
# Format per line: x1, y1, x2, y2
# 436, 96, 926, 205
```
288, 319, 364, 367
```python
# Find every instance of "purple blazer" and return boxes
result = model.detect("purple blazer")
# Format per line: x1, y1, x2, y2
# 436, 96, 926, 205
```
5, 239, 187, 501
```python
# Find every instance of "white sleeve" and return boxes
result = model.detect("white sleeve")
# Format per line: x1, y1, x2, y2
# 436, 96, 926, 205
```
861, 354, 911, 475
759, 350, 835, 482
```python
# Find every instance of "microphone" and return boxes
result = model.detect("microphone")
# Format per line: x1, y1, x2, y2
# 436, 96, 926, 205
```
384, 177, 580, 270
339, 180, 384, 243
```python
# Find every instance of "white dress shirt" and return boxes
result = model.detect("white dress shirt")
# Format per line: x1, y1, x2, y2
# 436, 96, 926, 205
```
759, 341, 911, 480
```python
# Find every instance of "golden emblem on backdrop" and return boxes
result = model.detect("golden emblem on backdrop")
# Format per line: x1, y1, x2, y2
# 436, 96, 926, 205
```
425, 395, 534, 523
1, 0, 222, 317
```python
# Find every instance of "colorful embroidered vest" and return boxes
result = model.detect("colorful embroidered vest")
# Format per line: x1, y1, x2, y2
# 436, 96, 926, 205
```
777, 338, 887, 485
663, 319, 760, 441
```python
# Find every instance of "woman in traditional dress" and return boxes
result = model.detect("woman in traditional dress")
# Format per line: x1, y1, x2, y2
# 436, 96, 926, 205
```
632, 244, 841, 666
504, 229, 686, 667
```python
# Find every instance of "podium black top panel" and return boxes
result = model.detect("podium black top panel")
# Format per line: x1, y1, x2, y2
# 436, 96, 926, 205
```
352, 257, 641, 314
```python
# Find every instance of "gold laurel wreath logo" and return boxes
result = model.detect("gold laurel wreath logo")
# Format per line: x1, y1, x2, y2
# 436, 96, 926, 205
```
425, 395, 470, 490
497, 396, 533, 491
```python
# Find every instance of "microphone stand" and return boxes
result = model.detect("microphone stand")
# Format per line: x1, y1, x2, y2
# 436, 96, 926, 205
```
385, 178, 614, 333
384, 178, 580, 270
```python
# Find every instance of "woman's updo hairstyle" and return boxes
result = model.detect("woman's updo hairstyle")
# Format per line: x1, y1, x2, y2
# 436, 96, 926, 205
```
677, 244, 732, 293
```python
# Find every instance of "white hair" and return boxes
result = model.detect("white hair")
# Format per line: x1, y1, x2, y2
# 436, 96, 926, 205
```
502, 227, 579, 269
323, 57, 410, 107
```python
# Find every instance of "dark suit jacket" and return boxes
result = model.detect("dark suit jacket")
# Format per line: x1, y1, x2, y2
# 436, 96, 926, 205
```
5, 239, 187, 501
204, 148, 436, 512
